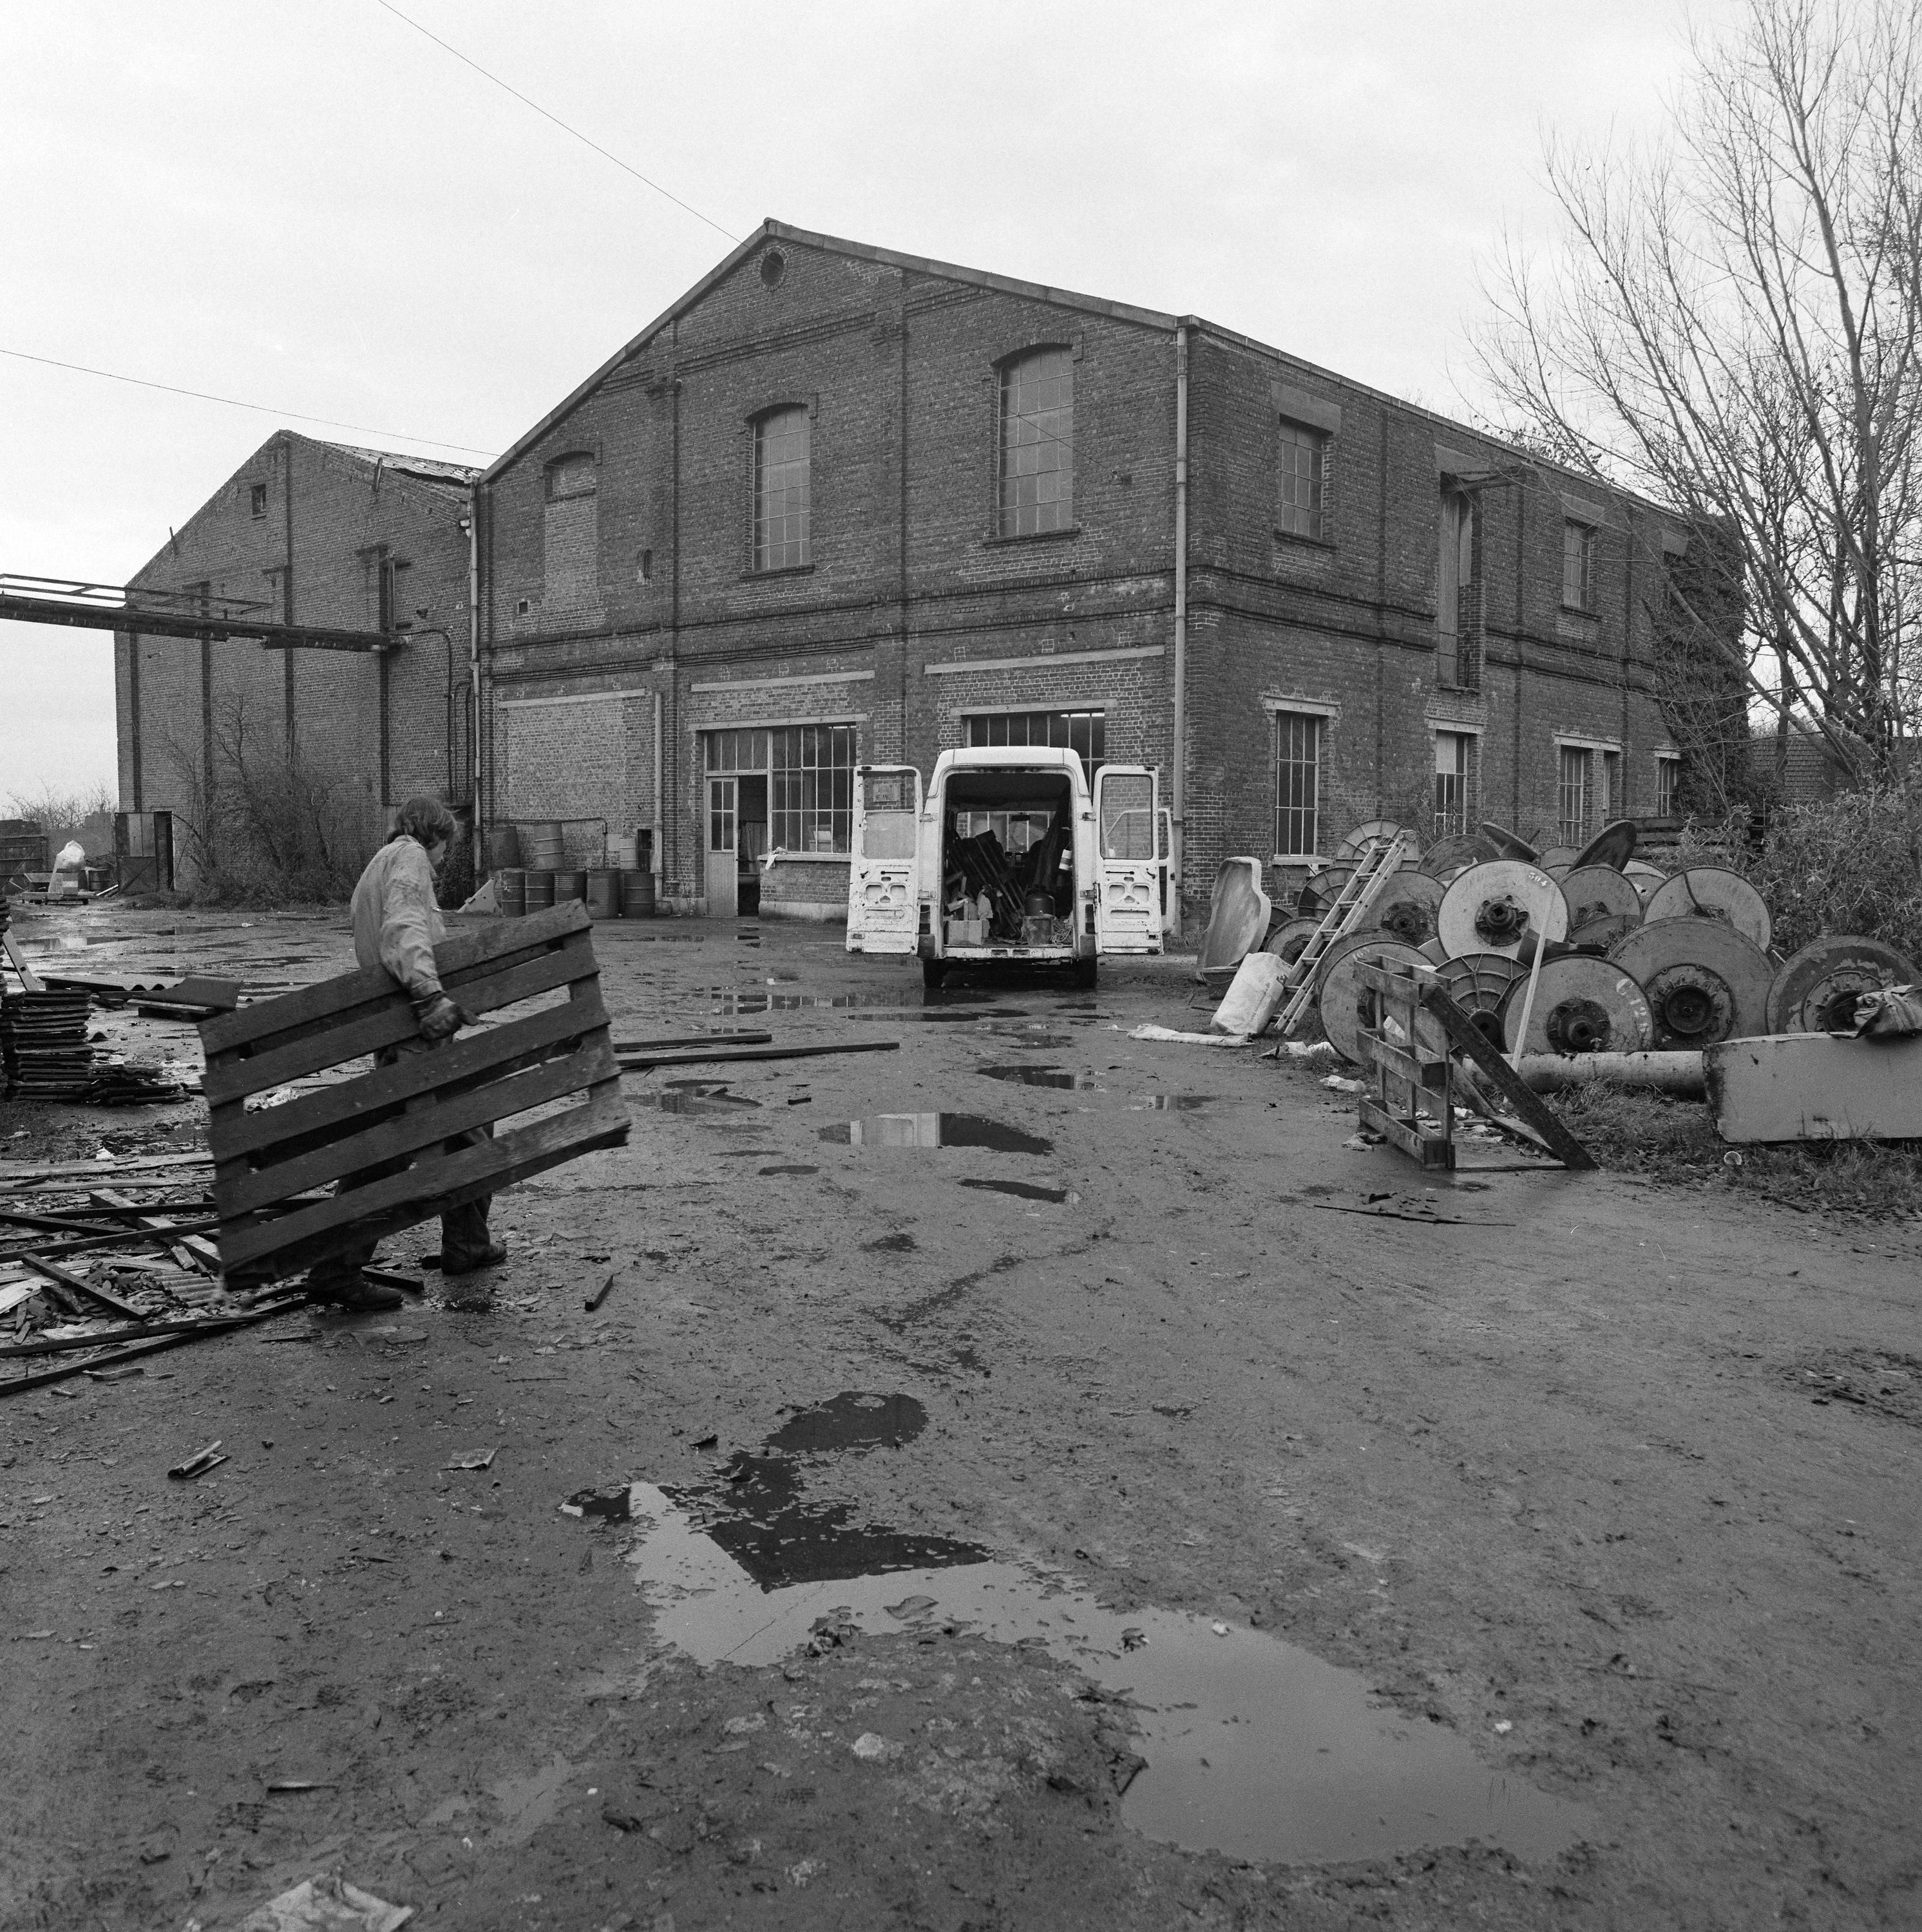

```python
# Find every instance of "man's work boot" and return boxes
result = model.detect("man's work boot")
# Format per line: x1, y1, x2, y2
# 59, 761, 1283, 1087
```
308, 1275, 406, 1312
442, 1242, 508, 1277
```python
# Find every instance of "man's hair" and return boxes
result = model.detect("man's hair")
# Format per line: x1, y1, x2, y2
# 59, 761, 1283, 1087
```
392, 795, 457, 849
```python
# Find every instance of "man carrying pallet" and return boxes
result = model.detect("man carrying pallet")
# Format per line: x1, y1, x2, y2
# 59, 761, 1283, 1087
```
304, 796, 508, 1312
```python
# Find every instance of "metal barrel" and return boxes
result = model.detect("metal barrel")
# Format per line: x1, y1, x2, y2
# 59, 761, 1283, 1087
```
524, 870, 556, 911
520, 821, 564, 870
553, 869, 587, 904
619, 869, 656, 918
585, 868, 620, 920
495, 867, 527, 918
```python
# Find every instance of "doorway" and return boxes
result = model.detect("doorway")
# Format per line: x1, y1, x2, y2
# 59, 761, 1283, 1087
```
705, 776, 737, 917
737, 774, 766, 916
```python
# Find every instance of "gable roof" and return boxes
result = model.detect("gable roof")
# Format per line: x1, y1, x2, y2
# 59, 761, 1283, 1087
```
480, 218, 1181, 485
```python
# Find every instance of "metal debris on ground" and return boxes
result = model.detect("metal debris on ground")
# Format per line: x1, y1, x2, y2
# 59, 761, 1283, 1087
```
234, 1873, 412, 1931
167, 1440, 227, 1479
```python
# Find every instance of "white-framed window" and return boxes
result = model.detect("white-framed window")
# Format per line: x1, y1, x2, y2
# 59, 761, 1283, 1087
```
1433, 730, 1478, 839
963, 708, 1104, 777
998, 348, 1074, 536
704, 723, 856, 854
1656, 752, 1681, 818
753, 407, 812, 571
1274, 710, 1323, 858
1562, 519, 1595, 611
1277, 419, 1328, 540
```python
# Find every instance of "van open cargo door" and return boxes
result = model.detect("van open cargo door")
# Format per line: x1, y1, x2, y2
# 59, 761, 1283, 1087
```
1093, 765, 1163, 954
846, 765, 922, 954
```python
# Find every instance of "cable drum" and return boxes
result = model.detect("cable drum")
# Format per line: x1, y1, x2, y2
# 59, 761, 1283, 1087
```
1262, 915, 1322, 965
1369, 872, 1445, 948
1570, 820, 1639, 871
1607, 915, 1774, 1047
1418, 831, 1500, 881
1561, 866, 1643, 932
1335, 820, 1421, 864
1502, 956, 1654, 1056
1297, 865, 1356, 920
1642, 867, 1772, 952
1765, 934, 1921, 1034
1436, 861, 1570, 962
1435, 951, 1529, 1049
1317, 939, 1438, 1066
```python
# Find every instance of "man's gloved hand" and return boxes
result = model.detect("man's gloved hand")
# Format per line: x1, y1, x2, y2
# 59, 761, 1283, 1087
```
417, 994, 473, 1043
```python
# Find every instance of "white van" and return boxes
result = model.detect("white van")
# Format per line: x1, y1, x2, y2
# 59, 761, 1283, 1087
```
846, 747, 1166, 987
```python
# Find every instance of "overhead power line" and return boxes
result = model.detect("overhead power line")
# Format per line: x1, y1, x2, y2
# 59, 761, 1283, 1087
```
375, 0, 741, 243
0, 346, 497, 459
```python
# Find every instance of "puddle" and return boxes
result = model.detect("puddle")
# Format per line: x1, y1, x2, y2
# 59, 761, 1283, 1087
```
1131, 1095, 1213, 1111
958, 1177, 1078, 1204
606, 1485, 1595, 1867
767, 1391, 928, 1452
706, 990, 1006, 1016
976, 1064, 1104, 1090
758, 1163, 820, 1177
818, 1113, 1054, 1155
846, 1009, 1031, 1024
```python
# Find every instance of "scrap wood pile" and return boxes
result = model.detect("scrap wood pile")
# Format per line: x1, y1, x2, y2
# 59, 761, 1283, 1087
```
0, 1153, 314, 1398
946, 818, 1069, 941
1175, 814, 1922, 1151
0, 934, 201, 1104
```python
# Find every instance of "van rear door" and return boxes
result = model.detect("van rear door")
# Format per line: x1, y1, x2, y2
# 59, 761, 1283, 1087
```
1092, 766, 1162, 954
846, 765, 922, 954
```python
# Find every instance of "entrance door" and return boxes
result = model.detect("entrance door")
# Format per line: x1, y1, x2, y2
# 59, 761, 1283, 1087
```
846, 765, 922, 953
1092, 765, 1163, 954
705, 775, 738, 918
736, 774, 767, 917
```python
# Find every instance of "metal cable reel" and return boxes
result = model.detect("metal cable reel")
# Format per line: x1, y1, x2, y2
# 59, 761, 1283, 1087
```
1369, 871, 1445, 948
1335, 820, 1420, 865
1571, 820, 1639, 871
1607, 915, 1774, 1047
1561, 865, 1644, 933
1502, 956, 1654, 1056
1567, 912, 1642, 951
1642, 867, 1772, 952
1436, 951, 1528, 1048
1313, 925, 1401, 998
1318, 938, 1438, 1065
1623, 860, 1668, 905
1297, 865, 1356, 919
1480, 821, 1540, 861
1436, 860, 1570, 961
1418, 831, 1500, 880
1765, 934, 1921, 1034
1263, 914, 1322, 965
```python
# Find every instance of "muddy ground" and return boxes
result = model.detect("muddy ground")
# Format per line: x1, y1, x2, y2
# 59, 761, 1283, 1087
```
3, 904, 1919, 1931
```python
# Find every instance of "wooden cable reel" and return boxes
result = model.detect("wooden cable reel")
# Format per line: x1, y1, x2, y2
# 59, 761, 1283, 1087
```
1368, 871, 1445, 948
1335, 820, 1421, 864
1296, 865, 1356, 920
1606, 916, 1774, 1047
1623, 860, 1668, 905
1561, 865, 1643, 932
1418, 831, 1500, 881
1436, 861, 1570, 961
1570, 820, 1639, 871
1536, 846, 1580, 872
1319, 938, 1435, 1065
1435, 951, 1528, 1049
1478, 820, 1540, 861
1642, 867, 1772, 952
1263, 915, 1322, 965
1765, 934, 1921, 1034
1502, 956, 1654, 1055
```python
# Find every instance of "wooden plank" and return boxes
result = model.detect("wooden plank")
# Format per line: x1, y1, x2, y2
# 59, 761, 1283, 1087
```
0, 1295, 309, 1399
1356, 1033, 1449, 1093
1420, 983, 1597, 1170
218, 1085, 629, 1276
20, 1253, 148, 1319
0, 1151, 213, 1183
1359, 1097, 1454, 1171
197, 902, 589, 1055
218, 1039, 618, 1215
617, 1039, 902, 1071
201, 936, 593, 1104
0, 1217, 220, 1264
1704, 1032, 1922, 1144
209, 991, 611, 1160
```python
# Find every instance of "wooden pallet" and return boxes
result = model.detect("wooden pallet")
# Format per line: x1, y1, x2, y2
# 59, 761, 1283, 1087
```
198, 902, 629, 1285
1355, 957, 1456, 1170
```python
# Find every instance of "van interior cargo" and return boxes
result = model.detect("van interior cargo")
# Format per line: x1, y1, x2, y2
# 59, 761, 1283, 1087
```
940, 768, 1075, 948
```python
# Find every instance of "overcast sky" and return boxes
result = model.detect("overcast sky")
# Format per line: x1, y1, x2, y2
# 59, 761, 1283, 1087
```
0, 0, 1734, 804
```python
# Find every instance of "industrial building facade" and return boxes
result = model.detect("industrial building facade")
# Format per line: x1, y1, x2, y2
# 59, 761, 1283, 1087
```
477, 221, 1697, 923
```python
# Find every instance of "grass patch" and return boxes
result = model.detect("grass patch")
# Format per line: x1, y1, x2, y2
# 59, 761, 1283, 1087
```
1544, 1076, 1922, 1224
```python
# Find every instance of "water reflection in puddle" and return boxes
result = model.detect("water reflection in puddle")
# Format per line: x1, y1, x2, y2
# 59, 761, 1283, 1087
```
706, 989, 1008, 1016
653, 1082, 761, 1115
605, 1485, 1594, 1867
976, 1064, 1103, 1090
1132, 1095, 1213, 1111
818, 1113, 1053, 1154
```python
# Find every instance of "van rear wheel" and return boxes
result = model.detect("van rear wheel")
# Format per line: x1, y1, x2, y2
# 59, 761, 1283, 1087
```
922, 959, 947, 990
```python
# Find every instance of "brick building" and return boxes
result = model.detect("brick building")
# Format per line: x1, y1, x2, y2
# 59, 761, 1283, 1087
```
473, 220, 1708, 922
116, 432, 477, 884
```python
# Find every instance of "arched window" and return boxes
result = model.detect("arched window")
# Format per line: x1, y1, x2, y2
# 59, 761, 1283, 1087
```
998, 348, 1074, 537
754, 406, 812, 570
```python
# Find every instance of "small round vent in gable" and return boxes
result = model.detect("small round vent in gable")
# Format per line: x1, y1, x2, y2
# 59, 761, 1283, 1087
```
759, 249, 786, 289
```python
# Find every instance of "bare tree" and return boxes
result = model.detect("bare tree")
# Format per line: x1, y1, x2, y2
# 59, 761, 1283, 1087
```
1474, 0, 1922, 785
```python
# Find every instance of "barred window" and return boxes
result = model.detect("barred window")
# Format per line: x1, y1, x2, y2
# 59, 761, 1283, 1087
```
1656, 753, 1681, 818
1557, 744, 1594, 845
770, 723, 855, 853
1274, 711, 1323, 858
1433, 732, 1476, 839
963, 708, 1103, 778
1277, 420, 1327, 539
754, 407, 812, 570
1562, 519, 1595, 610
998, 349, 1074, 537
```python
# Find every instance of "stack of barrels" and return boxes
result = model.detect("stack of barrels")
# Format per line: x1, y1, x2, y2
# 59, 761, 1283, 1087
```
491, 821, 653, 919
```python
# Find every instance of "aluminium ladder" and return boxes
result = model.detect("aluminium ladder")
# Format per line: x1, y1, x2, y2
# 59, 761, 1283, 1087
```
1272, 831, 1409, 1038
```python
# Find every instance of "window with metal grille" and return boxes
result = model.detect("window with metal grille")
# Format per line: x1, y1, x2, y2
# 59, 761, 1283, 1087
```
998, 349, 1074, 537
770, 723, 854, 853
1656, 753, 1680, 818
1277, 420, 1327, 539
754, 407, 812, 570
1274, 711, 1323, 857
1557, 745, 1594, 844
963, 709, 1104, 778
1562, 519, 1595, 610
1433, 732, 1476, 838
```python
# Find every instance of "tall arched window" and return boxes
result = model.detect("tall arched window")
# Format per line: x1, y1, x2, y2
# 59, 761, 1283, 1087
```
998, 348, 1074, 536
754, 406, 812, 570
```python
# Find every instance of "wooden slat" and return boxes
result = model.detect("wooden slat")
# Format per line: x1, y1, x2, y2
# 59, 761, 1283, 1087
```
1420, 983, 1597, 1170
1356, 1033, 1449, 1093
201, 935, 593, 1105
218, 1085, 629, 1274
209, 992, 609, 1162
198, 902, 589, 1056
218, 1039, 618, 1215
1359, 1097, 1455, 1170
